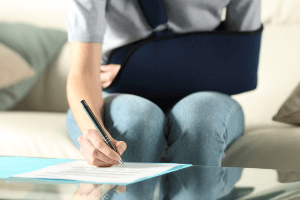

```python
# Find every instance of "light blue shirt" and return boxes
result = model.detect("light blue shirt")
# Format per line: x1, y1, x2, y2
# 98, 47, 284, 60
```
65, 0, 261, 65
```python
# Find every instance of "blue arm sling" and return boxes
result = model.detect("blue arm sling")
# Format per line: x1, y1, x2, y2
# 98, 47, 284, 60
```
103, 0, 263, 102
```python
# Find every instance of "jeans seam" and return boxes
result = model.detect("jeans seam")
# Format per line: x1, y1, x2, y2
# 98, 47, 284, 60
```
222, 105, 240, 193
225, 104, 240, 127
223, 104, 240, 154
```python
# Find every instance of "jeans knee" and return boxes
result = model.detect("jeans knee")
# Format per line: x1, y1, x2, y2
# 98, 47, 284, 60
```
106, 94, 168, 139
175, 91, 242, 118
168, 91, 244, 141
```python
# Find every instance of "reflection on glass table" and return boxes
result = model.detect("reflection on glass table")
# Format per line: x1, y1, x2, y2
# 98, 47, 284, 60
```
2, 165, 300, 200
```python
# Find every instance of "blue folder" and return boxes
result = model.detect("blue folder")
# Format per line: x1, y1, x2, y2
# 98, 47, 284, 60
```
0, 156, 192, 185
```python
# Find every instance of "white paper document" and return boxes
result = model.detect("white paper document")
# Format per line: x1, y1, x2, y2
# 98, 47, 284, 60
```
11, 160, 191, 185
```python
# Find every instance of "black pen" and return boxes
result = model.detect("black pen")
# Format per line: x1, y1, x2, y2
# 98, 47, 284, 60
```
80, 100, 124, 167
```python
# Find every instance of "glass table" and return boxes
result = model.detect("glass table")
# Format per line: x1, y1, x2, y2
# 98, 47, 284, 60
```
1, 164, 300, 200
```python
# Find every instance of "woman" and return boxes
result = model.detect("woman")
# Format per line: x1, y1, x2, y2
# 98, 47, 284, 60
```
65, 0, 261, 168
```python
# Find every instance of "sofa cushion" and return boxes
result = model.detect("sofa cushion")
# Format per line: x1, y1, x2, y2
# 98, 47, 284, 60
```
272, 82, 300, 126
12, 42, 70, 113
0, 43, 36, 90
222, 122, 300, 170
0, 22, 67, 111
0, 111, 83, 159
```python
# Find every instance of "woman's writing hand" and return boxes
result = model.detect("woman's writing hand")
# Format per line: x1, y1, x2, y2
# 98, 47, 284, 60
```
78, 129, 127, 167
100, 64, 121, 88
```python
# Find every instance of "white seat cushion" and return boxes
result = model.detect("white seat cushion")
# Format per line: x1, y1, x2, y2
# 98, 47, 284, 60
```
0, 111, 83, 159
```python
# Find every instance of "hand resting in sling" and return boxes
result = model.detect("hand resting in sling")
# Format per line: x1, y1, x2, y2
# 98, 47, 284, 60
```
100, 64, 121, 88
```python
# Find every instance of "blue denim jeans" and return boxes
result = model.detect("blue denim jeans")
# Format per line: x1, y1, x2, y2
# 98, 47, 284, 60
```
66, 90, 244, 166
66, 91, 244, 199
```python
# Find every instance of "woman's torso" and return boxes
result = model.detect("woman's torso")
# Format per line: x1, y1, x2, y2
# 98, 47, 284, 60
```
103, 0, 230, 65
101, 0, 261, 83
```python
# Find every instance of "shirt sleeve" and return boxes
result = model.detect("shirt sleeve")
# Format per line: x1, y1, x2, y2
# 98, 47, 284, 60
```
65, 0, 108, 43
225, 0, 261, 31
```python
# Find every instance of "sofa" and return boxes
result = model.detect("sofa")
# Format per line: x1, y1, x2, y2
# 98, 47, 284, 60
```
1, 0, 300, 171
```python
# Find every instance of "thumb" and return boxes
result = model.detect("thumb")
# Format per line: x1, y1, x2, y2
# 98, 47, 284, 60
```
110, 138, 127, 155
115, 140, 127, 156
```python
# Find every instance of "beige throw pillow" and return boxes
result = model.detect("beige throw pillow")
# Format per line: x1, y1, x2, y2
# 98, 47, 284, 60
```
273, 82, 300, 125
0, 43, 36, 90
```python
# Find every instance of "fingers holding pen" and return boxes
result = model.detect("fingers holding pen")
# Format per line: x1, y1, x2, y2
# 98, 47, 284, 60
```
80, 101, 126, 167
78, 130, 121, 167
88, 133, 122, 162
80, 148, 113, 167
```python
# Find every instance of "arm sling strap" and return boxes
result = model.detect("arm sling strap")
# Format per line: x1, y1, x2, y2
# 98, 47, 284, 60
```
103, 0, 263, 102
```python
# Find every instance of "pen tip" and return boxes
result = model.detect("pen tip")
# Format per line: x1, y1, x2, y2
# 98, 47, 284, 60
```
119, 160, 124, 167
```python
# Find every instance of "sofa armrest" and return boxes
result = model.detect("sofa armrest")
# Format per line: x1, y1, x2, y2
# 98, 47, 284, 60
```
11, 42, 70, 113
